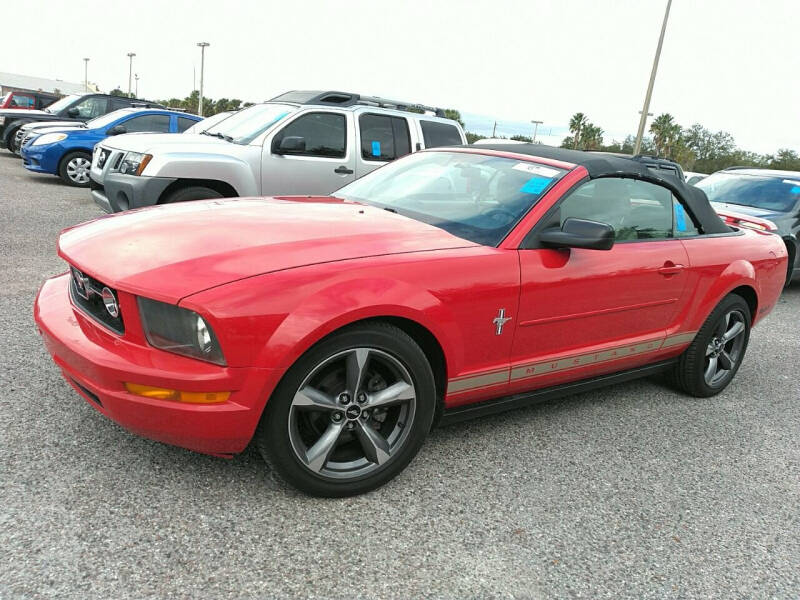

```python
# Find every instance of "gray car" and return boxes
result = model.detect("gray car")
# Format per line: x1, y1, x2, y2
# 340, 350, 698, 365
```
90, 90, 466, 213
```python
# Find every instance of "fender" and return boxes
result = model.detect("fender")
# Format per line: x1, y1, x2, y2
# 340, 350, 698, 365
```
147, 150, 258, 196
684, 259, 758, 332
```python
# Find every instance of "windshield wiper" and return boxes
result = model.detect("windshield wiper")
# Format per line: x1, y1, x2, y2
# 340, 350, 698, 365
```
200, 130, 233, 142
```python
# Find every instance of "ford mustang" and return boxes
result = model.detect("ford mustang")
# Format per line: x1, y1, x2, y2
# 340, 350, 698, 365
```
34, 145, 788, 496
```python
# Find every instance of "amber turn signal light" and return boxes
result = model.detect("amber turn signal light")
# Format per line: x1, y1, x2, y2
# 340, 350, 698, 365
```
125, 382, 230, 404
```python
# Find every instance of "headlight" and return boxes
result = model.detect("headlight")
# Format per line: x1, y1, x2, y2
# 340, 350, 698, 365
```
118, 151, 152, 175
32, 133, 68, 146
138, 297, 225, 365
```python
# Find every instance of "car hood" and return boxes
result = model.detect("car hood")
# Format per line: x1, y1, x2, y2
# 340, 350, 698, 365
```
58, 197, 477, 303
23, 120, 83, 131
0, 108, 50, 118
101, 132, 227, 153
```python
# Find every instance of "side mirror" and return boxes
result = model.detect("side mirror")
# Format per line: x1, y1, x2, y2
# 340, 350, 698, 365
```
539, 218, 615, 251
67, 108, 80, 118
107, 125, 127, 136
275, 136, 306, 154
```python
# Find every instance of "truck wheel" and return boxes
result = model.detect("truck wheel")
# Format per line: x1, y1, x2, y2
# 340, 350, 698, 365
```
58, 152, 92, 187
161, 186, 224, 204
668, 294, 751, 398
4, 125, 22, 155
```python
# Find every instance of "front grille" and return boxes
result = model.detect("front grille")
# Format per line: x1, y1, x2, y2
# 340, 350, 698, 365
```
15, 129, 25, 146
94, 147, 110, 170
22, 132, 37, 147
69, 267, 124, 334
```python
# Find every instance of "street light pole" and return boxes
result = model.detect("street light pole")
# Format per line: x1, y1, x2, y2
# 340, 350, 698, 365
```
531, 120, 543, 143
197, 42, 210, 116
83, 58, 90, 92
633, 0, 671, 155
127, 52, 136, 97
135, 74, 139, 98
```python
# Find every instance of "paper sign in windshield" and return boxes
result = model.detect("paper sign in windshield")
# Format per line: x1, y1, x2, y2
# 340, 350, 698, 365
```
513, 163, 560, 178
520, 175, 552, 195
371, 141, 381, 157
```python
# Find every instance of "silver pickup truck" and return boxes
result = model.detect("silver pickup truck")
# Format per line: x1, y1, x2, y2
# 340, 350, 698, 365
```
90, 90, 466, 213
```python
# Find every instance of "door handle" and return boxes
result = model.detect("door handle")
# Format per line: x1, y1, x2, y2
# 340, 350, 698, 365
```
658, 261, 685, 276
334, 166, 354, 174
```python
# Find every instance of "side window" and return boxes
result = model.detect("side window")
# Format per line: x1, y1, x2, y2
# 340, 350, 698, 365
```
420, 120, 462, 148
272, 112, 346, 158
111, 98, 130, 111
177, 117, 197, 132
557, 177, 675, 241
672, 196, 699, 237
72, 97, 108, 118
358, 113, 411, 161
11, 94, 35, 108
122, 114, 171, 133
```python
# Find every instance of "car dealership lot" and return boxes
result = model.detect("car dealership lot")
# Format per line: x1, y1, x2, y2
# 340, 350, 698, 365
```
1, 154, 798, 598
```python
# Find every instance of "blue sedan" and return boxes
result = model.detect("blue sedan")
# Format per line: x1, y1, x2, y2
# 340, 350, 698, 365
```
21, 108, 201, 187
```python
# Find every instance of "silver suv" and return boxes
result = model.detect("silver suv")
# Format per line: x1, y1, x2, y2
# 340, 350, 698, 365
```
90, 90, 466, 213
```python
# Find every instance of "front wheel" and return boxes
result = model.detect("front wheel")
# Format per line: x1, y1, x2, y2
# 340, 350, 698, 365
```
58, 151, 92, 187
255, 323, 436, 497
669, 294, 751, 397
160, 185, 223, 204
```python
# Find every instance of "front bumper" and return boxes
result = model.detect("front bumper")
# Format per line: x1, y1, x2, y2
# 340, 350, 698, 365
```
21, 143, 60, 175
91, 172, 176, 213
34, 273, 277, 455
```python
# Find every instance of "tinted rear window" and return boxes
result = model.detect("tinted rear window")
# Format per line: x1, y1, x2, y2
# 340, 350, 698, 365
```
420, 121, 462, 148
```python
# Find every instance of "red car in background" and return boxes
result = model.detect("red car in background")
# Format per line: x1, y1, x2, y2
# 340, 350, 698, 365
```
0, 90, 58, 110
34, 145, 787, 496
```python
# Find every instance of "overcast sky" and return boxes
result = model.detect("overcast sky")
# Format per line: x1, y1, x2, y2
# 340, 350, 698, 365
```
4, 0, 798, 153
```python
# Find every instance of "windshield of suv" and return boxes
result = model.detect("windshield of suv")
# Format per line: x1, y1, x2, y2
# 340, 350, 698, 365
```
205, 103, 294, 144
334, 151, 567, 246
696, 172, 800, 213
44, 95, 79, 114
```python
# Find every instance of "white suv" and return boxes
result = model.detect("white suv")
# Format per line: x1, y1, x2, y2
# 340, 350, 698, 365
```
90, 90, 466, 212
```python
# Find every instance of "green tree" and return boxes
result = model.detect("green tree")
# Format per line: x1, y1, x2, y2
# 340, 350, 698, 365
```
649, 113, 681, 158
466, 132, 486, 144
510, 134, 532, 142
568, 112, 588, 149
443, 109, 465, 128
109, 88, 126, 97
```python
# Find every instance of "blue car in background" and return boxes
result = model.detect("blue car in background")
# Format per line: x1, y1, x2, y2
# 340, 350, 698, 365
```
21, 108, 201, 187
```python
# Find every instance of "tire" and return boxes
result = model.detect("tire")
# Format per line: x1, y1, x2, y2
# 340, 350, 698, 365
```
58, 151, 92, 187
160, 185, 224, 204
668, 294, 751, 397
4, 125, 22, 155
255, 322, 437, 497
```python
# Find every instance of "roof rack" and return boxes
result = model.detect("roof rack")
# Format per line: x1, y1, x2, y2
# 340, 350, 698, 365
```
269, 90, 446, 117
722, 166, 752, 170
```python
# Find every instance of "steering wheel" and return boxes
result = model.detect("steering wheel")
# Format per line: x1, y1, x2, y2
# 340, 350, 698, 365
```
483, 208, 517, 226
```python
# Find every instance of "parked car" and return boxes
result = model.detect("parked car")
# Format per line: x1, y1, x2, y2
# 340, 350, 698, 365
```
684, 171, 708, 185
695, 168, 800, 285
183, 110, 235, 134
0, 92, 163, 153
35, 144, 787, 496
89, 90, 466, 213
0, 90, 58, 110
20, 108, 201, 187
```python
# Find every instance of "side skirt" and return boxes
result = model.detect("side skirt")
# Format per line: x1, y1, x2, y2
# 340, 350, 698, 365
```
439, 359, 676, 426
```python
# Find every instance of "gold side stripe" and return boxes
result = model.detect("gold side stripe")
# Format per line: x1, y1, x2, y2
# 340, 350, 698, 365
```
446, 331, 698, 395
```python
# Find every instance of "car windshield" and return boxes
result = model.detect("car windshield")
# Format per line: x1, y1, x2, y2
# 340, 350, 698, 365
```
205, 103, 294, 144
696, 172, 800, 213
44, 95, 79, 114
86, 109, 135, 129
334, 151, 567, 246
185, 111, 232, 134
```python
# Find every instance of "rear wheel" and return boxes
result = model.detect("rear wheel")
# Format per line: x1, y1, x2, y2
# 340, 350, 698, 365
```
669, 294, 751, 397
160, 185, 223, 204
58, 151, 92, 187
255, 323, 436, 497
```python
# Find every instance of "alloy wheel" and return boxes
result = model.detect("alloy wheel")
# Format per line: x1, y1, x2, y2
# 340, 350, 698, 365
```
288, 347, 417, 480
704, 308, 747, 386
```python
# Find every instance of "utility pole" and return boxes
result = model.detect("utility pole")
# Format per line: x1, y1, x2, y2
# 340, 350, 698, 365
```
531, 120, 543, 143
197, 42, 210, 116
135, 74, 139, 98
127, 52, 136, 97
83, 58, 90, 92
492, 121, 497, 137
633, 0, 671, 155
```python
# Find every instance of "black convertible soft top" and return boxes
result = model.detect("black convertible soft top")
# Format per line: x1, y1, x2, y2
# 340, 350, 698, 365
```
467, 144, 730, 235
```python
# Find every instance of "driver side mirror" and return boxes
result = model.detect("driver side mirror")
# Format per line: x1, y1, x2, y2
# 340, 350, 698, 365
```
274, 136, 306, 155
539, 218, 615, 251
107, 125, 127, 136
67, 108, 80, 118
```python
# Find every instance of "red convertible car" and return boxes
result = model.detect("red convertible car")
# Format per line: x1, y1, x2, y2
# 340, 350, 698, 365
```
34, 145, 787, 496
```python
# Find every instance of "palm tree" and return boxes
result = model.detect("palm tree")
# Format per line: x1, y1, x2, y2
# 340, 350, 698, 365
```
650, 113, 681, 158
569, 113, 588, 150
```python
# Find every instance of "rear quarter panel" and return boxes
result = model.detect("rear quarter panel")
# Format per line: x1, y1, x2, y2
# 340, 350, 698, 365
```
678, 230, 786, 330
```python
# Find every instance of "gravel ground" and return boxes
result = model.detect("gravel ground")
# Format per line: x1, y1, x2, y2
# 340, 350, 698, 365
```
1, 153, 798, 599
